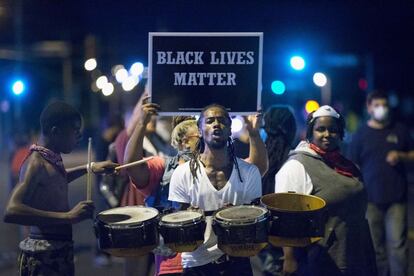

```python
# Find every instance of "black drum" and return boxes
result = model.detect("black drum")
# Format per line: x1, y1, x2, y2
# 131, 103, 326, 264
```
261, 192, 326, 247
94, 206, 159, 257
159, 210, 206, 252
212, 205, 269, 257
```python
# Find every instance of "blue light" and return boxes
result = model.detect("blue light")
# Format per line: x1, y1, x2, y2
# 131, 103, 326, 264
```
271, 80, 286, 95
12, 80, 25, 95
290, 56, 306, 71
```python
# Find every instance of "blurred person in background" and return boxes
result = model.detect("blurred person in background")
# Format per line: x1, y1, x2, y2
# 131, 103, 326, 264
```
348, 90, 414, 276
258, 105, 297, 276
96, 114, 125, 163
93, 113, 125, 267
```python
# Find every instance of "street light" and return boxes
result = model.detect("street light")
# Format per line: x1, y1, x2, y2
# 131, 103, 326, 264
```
12, 80, 25, 95
313, 72, 327, 87
96, 76, 108, 89
312, 72, 331, 105
130, 62, 144, 76
84, 58, 97, 71
290, 56, 306, 71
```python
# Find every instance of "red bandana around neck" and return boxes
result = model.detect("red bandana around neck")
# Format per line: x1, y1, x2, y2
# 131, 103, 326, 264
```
30, 144, 67, 177
309, 143, 361, 178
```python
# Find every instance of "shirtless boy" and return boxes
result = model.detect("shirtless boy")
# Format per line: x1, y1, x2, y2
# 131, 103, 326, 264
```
4, 101, 118, 276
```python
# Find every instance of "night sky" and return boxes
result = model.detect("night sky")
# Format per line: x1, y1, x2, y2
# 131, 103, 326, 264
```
0, 1, 413, 131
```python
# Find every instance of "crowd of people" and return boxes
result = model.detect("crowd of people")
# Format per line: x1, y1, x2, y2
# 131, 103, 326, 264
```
3, 89, 414, 276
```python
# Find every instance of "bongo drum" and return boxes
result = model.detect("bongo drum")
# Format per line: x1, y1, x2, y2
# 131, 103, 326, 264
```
212, 205, 269, 257
261, 192, 326, 247
94, 206, 159, 257
159, 210, 206, 252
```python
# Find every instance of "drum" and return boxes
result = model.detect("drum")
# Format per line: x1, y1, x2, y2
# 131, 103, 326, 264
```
159, 210, 206, 252
261, 192, 326, 247
94, 206, 159, 257
212, 205, 269, 257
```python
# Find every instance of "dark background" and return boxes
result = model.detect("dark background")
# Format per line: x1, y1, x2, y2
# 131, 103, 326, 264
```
0, 0, 413, 134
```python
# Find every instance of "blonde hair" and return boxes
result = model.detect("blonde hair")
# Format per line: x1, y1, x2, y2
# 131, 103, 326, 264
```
170, 119, 198, 149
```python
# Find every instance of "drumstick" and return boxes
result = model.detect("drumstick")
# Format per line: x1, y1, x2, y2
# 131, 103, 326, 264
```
87, 137, 92, 201
115, 156, 154, 170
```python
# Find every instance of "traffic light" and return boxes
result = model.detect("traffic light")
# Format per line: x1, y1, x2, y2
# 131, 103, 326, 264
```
271, 80, 286, 95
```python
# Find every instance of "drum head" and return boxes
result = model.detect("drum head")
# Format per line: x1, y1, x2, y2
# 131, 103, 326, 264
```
161, 210, 203, 225
97, 206, 158, 225
215, 205, 267, 224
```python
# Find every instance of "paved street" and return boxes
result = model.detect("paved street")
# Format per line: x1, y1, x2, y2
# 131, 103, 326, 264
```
0, 149, 413, 275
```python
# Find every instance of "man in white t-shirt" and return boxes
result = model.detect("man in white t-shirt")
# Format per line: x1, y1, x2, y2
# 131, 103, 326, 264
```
169, 104, 262, 276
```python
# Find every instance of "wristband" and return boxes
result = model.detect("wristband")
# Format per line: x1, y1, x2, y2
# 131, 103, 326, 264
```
87, 162, 96, 173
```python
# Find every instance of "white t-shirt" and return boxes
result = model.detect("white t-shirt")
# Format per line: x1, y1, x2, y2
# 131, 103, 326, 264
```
168, 158, 262, 268
275, 159, 313, 194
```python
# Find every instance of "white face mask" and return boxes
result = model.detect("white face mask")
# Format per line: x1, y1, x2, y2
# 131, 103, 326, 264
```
372, 106, 389, 122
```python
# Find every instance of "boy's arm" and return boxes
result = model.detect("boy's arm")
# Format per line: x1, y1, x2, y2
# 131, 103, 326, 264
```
66, 160, 118, 183
244, 113, 269, 176
4, 160, 94, 226
65, 164, 88, 183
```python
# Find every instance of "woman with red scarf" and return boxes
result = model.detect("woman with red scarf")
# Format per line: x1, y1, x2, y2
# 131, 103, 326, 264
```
275, 105, 377, 276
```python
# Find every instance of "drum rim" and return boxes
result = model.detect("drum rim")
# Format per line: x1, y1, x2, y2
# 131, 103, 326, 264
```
159, 210, 204, 227
214, 205, 269, 225
96, 206, 159, 225
260, 192, 326, 213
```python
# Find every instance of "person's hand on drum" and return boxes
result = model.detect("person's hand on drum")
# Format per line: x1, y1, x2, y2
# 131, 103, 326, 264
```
67, 200, 95, 224
90, 160, 119, 175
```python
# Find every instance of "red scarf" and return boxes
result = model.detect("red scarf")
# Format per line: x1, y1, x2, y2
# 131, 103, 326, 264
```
309, 143, 361, 178
29, 144, 67, 177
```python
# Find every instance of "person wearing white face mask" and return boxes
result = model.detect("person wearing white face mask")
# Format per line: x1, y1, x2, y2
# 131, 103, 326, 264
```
348, 90, 414, 276
372, 104, 389, 122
